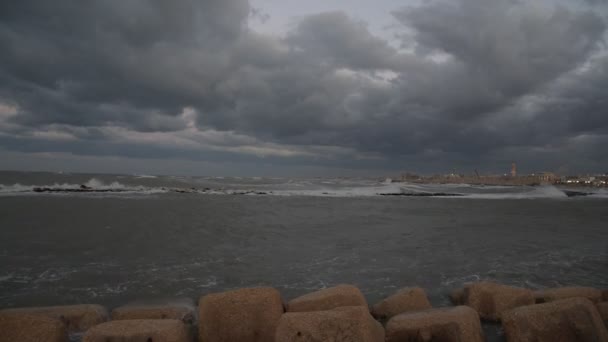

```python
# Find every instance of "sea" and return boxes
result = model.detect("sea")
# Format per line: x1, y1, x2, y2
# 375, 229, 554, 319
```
1, 170, 607, 340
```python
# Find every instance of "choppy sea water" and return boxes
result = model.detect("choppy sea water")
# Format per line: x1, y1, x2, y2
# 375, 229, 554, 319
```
1, 171, 607, 340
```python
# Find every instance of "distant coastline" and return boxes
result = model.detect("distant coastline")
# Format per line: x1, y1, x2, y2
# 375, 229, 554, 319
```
393, 173, 608, 187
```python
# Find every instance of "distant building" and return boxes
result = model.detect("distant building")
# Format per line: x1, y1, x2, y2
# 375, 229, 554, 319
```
400, 172, 421, 182
511, 163, 517, 177
537, 172, 557, 183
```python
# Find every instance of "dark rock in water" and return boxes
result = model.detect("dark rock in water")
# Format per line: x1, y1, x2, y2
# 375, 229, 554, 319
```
449, 287, 468, 305
379, 192, 464, 197
563, 190, 592, 197
227, 190, 268, 195
32, 187, 127, 193
80, 184, 92, 190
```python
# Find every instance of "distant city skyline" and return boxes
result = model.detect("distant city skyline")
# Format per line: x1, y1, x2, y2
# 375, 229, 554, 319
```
1, 0, 607, 176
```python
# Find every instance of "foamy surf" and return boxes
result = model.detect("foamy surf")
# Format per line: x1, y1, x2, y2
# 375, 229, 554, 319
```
457, 185, 569, 199
0, 177, 606, 199
0, 178, 168, 196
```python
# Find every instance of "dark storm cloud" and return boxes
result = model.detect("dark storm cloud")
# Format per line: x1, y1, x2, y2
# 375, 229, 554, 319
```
0, 0, 607, 174
392, 0, 605, 116
285, 11, 406, 70
0, 0, 250, 125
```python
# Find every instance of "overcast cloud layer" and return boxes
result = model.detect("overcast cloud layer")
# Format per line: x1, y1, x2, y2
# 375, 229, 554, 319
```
0, 0, 607, 176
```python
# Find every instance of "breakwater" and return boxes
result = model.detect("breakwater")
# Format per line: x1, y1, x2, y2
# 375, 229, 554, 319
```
1, 282, 607, 341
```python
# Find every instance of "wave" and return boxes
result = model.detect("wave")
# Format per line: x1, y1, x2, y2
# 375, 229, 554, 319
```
0, 178, 166, 196
461, 185, 568, 199
0, 179, 607, 199
588, 188, 608, 198
83, 178, 125, 189
133, 174, 157, 179
271, 183, 405, 197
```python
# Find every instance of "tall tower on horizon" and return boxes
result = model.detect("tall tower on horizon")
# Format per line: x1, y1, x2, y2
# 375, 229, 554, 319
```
511, 163, 517, 177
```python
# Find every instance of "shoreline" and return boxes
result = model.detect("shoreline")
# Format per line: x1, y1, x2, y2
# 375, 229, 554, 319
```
392, 178, 608, 188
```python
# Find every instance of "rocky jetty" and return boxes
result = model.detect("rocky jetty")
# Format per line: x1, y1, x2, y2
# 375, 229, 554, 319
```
1, 282, 607, 342
29, 184, 270, 195
378, 192, 464, 197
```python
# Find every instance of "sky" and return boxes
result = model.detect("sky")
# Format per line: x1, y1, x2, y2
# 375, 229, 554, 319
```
0, 0, 607, 176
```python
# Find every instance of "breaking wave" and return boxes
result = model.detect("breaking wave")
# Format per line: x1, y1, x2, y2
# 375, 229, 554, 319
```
461, 185, 568, 199
0, 178, 166, 196
83, 178, 125, 189
0, 177, 606, 199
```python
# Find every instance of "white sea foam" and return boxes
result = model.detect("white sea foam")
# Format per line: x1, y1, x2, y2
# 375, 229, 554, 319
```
0, 178, 167, 196
589, 188, 608, 198
1, 177, 606, 199
84, 178, 125, 189
134, 174, 157, 179
461, 185, 568, 199
270, 182, 404, 197
0, 183, 32, 193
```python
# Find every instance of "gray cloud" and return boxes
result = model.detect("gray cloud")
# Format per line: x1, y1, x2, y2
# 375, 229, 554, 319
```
0, 0, 607, 175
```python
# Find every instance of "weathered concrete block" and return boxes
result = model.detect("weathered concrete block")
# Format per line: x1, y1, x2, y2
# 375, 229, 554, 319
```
598, 302, 608, 329
371, 287, 432, 320
83, 319, 191, 342
287, 285, 367, 312
275, 306, 384, 342
0, 312, 68, 342
112, 298, 196, 324
385, 306, 484, 342
534, 286, 602, 303
0, 304, 108, 333
502, 297, 608, 342
464, 282, 534, 321
199, 287, 284, 342
448, 287, 467, 305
